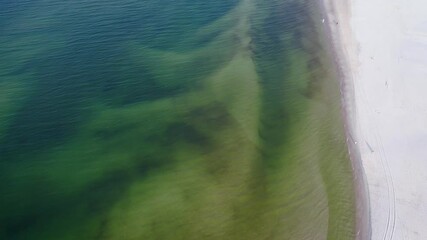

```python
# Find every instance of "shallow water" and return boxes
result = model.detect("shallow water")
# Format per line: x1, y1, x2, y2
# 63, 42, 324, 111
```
0, 0, 355, 239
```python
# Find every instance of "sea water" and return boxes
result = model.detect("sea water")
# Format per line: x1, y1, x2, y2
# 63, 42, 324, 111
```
0, 0, 355, 239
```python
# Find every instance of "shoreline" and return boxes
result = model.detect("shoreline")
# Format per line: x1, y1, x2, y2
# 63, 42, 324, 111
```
320, 0, 371, 239
322, 0, 427, 239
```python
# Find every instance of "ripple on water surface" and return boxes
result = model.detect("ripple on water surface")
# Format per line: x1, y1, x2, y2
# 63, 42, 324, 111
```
0, 0, 355, 239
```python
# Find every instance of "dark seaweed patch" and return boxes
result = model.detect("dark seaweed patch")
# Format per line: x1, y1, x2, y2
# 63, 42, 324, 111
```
187, 102, 231, 129
85, 170, 131, 214
249, 1, 316, 169
165, 122, 209, 146
1, 165, 158, 239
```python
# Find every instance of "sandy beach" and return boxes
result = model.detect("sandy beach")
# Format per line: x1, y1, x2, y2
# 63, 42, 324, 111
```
324, 0, 427, 239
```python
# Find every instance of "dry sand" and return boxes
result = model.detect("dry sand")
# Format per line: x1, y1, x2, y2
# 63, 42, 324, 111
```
323, 0, 427, 239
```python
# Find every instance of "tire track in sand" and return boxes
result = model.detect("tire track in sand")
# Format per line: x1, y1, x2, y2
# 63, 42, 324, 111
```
358, 77, 396, 240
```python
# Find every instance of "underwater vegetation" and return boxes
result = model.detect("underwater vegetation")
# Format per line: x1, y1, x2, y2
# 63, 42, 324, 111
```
0, 0, 355, 239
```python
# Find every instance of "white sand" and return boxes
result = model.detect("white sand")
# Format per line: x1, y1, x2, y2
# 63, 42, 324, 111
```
323, 0, 427, 239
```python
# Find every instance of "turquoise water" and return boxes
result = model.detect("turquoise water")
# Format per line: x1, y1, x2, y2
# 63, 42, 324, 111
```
0, 0, 355, 239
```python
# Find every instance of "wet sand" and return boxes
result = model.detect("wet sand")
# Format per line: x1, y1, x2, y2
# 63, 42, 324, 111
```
323, 0, 427, 239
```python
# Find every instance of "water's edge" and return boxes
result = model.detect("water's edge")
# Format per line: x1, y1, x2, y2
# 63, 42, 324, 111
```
318, 0, 371, 239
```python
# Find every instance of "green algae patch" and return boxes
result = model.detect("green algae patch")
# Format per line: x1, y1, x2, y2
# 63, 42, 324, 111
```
0, 0, 355, 239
